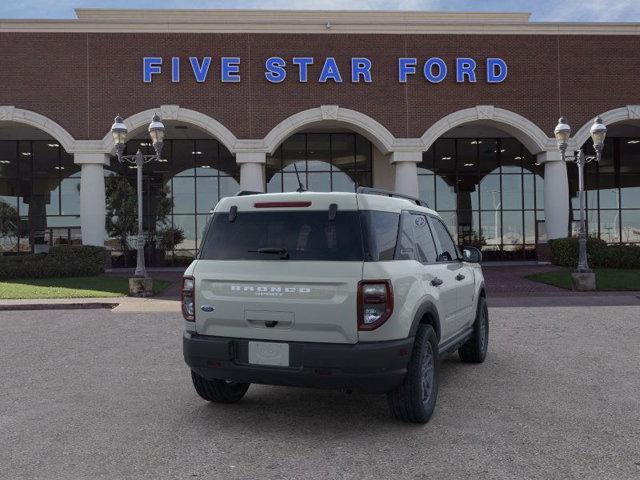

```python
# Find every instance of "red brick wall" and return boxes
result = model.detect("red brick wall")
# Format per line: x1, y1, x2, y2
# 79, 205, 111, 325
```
0, 32, 638, 142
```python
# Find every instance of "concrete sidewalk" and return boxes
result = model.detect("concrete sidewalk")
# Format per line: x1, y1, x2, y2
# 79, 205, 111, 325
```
1, 292, 638, 312
0, 296, 180, 313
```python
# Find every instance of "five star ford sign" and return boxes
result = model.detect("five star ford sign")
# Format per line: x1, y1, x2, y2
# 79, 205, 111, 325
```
142, 56, 508, 84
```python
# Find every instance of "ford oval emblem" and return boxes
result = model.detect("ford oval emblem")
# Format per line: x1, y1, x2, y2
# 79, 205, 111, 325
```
200, 305, 215, 312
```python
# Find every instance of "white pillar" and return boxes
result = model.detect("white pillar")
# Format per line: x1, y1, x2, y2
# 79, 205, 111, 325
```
237, 152, 266, 192
538, 151, 569, 240
391, 150, 422, 197
75, 153, 109, 246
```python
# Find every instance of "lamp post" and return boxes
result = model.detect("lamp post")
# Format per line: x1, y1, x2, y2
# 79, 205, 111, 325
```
553, 116, 607, 290
110, 114, 165, 291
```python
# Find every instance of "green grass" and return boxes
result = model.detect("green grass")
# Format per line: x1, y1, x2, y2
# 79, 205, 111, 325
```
0, 276, 172, 299
526, 268, 640, 291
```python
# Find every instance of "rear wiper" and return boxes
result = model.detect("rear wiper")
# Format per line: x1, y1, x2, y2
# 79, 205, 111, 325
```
248, 247, 290, 259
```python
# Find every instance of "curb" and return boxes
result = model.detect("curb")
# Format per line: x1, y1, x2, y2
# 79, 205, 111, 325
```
0, 302, 120, 311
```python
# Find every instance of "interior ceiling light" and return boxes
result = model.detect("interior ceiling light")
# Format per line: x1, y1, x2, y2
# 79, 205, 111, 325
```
0, 160, 11, 164
192, 151, 202, 155
470, 140, 483, 145
464, 163, 475, 167
441, 156, 452, 160
628, 140, 640, 144
47, 143, 59, 148
21, 152, 31, 156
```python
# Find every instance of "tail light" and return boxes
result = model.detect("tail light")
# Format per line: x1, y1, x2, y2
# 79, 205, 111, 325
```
182, 276, 195, 321
357, 280, 393, 331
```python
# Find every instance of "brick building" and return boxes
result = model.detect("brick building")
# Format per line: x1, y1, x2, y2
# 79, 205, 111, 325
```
0, 9, 638, 264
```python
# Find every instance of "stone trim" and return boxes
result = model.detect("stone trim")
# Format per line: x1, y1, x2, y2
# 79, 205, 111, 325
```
420, 105, 554, 155
263, 105, 396, 155
571, 105, 640, 149
0, 106, 76, 153
100, 105, 239, 155
1, 10, 639, 35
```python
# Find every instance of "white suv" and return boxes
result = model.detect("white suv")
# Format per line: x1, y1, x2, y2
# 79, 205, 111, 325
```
182, 188, 488, 423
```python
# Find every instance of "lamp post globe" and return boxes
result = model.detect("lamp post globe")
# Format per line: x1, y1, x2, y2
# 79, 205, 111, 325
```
554, 117, 571, 155
110, 115, 128, 158
590, 116, 607, 157
148, 114, 165, 157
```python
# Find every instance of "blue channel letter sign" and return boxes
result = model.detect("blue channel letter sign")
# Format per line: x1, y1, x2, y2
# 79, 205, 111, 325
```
142, 56, 508, 84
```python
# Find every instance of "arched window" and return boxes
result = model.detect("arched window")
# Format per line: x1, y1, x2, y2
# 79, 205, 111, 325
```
418, 137, 543, 261
266, 133, 373, 192
107, 136, 239, 267
0, 138, 80, 253
571, 135, 640, 244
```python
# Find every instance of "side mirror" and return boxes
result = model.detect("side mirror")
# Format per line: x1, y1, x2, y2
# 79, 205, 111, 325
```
462, 246, 482, 263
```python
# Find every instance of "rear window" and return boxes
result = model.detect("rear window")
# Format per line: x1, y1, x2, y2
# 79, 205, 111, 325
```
199, 210, 365, 261
199, 209, 402, 262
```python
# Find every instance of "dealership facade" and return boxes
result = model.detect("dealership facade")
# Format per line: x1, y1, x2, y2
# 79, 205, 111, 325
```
0, 9, 639, 264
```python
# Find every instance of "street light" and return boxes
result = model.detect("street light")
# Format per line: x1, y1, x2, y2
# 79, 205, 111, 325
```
111, 114, 165, 283
553, 116, 607, 288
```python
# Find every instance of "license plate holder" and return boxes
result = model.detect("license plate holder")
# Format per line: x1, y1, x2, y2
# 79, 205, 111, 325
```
248, 341, 290, 367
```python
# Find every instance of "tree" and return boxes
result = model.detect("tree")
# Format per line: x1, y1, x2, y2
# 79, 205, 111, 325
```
104, 176, 173, 252
0, 200, 19, 251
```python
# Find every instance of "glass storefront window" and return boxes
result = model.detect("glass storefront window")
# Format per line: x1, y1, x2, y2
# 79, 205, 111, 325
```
571, 136, 640, 244
266, 132, 372, 193
106, 138, 239, 266
419, 137, 542, 260
0, 139, 80, 253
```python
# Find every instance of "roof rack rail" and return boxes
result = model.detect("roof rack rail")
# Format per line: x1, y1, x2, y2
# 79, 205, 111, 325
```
356, 187, 427, 207
235, 190, 262, 196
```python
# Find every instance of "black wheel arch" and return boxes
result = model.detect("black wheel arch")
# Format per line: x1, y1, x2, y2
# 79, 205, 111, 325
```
409, 301, 441, 341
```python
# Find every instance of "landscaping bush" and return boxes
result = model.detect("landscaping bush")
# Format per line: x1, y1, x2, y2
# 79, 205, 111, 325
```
0, 245, 107, 280
595, 245, 640, 269
549, 237, 640, 269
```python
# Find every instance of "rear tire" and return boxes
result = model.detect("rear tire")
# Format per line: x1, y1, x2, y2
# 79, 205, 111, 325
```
459, 296, 489, 363
387, 325, 439, 424
191, 370, 250, 403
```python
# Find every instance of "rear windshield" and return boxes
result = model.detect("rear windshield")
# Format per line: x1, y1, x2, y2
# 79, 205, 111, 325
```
199, 210, 400, 262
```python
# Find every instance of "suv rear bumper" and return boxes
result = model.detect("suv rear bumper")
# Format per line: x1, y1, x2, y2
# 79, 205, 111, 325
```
183, 331, 413, 394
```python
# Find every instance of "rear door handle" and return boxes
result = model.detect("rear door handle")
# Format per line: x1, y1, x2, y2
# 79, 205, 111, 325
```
456, 274, 465, 281
431, 277, 443, 287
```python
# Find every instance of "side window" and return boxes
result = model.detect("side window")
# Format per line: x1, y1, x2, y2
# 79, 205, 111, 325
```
394, 212, 416, 260
360, 211, 400, 261
411, 214, 437, 263
431, 217, 459, 262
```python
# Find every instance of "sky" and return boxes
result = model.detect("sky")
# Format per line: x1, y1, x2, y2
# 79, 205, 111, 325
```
0, 0, 639, 22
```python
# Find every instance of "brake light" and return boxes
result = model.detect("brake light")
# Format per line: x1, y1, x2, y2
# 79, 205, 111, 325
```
254, 201, 312, 208
357, 280, 393, 331
182, 276, 195, 321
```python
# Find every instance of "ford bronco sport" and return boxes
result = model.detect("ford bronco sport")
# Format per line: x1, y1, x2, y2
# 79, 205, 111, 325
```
182, 188, 488, 423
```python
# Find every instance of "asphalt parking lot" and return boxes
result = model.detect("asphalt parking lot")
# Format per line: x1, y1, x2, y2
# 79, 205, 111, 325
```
1, 305, 639, 480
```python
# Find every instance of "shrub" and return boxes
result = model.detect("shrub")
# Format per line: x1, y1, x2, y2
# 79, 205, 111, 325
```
0, 245, 107, 280
595, 245, 640, 269
549, 237, 640, 269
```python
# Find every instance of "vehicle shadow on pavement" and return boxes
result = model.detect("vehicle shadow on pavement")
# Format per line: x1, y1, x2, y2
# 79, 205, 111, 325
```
181, 353, 510, 434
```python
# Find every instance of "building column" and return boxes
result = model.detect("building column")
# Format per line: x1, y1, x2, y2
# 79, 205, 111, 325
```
391, 150, 422, 198
538, 151, 569, 240
75, 153, 109, 246
237, 152, 266, 192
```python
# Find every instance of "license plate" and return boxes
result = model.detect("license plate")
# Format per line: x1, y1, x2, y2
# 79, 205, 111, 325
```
248, 341, 289, 367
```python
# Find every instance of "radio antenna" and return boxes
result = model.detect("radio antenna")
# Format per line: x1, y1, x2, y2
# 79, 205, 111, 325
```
293, 162, 306, 192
